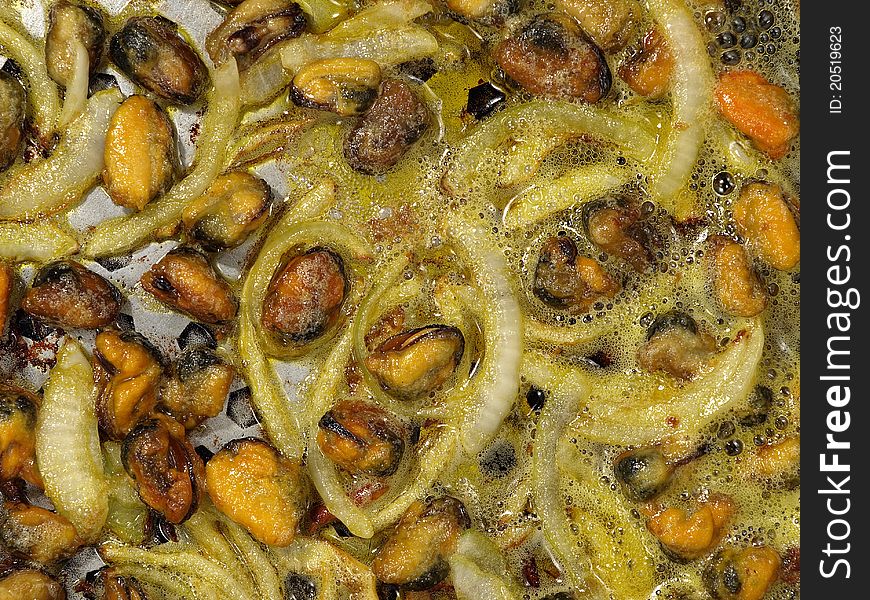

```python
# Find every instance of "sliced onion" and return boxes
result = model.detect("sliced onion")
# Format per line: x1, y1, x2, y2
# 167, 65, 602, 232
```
0, 18, 61, 142
0, 220, 78, 261
443, 101, 657, 196
295, 0, 354, 33
648, 0, 714, 212
526, 352, 604, 597
450, 555, 519, 600
84, 59, 241, 257
271, 538, 379, 600
571, 319, 764, 445
307, 442, 376, 538
57, 38, 89, 127
0, 88, 122, 221
103, 442, 148, 546
237, 182, 372, 461
101, 543, 258, 600
227, 117, 315, 169
446, 215, 522, 455
503, 164, 631, 229
35, 339, 107, 543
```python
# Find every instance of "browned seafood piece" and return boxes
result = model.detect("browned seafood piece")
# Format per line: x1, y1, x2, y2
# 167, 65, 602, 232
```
121, 413, 205, 524
21, 261, 121, 329
582, 198, 658, 271
45, 1, 106, 86
103, 95, 178, 211
613, 446, 673, 502
205, 438, 308, 546
0, 386, 42, 487
0, 502, 80, 563
637, 310, 716, 381
707, 236, 768, 317
705, 546, 781, 600
261, 247, 348, 343
109, 16, 209, 105
646, 495, 735, 561
159, 346, 234, 429
317, 400, 405, 476
365, 326, 464, 399
181, 172, 271, 251
492, 13, 611, 102
344, 79, 431, 175
732, 182, 800, 270
94, 329, 164, 441
373, 497, 470, 590
533, 236, 620, 313
206, 0, 307, 71
618, 28, 673, 98
0, 569, 66, 599
140, 248, 238, 324
714, 70, 799, 160
557, 0, 638, 52
290, 58, 382, 117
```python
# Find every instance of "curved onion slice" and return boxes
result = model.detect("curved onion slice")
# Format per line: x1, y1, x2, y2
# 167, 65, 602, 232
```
503, 164, 631, 229
0, 18, 62, 142
571, 319, 764, 446
295, 0, 353, 34
0, 220, 78, 260
35, 339, 107, 542
443, 101, 657, 196
526, 352, 604, 598
308, 441, 376, 539
0, 88, 122, 221
647, 0, 714, 212
84, 59, 241, 257
101, 543, 259, 600
58, 38, 89, 127
446, 215, 522, 455
450, 555, 519, 600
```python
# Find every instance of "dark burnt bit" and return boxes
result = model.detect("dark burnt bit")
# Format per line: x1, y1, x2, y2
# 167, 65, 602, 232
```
465, 81, 507, 120
397, 57, 437, 82
525, 386, 547, 411
177, 321, 218, 351
480, 440, 517, 478
285, 572, 318, 600
227, 386, 259, 428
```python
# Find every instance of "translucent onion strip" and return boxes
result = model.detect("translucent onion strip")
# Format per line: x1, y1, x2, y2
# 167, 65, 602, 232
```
0, 18, 61, 141
503, 164, 631, 229
101, 543, 258, 600
647, 0, 714, 205
0, 89, 122, 221
570, 319, 764, 445
84, 59, 241, 257
446, 215, 522, 455
295, 0, 353, 33
443, 101, 657, 195
35, 339, 107, 542
0, 220, 78, 261
525, 352, 605, 598
307, 441, 376, 538
58, 38, 89, 127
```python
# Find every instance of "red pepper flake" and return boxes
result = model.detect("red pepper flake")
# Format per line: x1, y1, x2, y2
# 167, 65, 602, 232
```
781, 546, 800, 585
666, 416, 680, 428
522, 556, 541, 588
